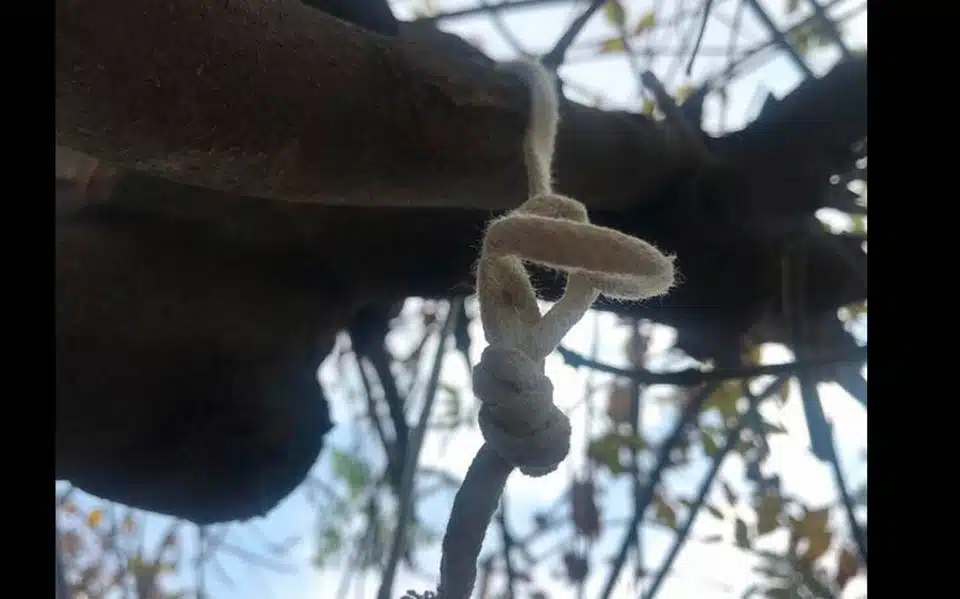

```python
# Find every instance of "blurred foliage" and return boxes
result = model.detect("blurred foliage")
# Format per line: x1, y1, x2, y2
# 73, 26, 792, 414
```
57, 488, 188, 599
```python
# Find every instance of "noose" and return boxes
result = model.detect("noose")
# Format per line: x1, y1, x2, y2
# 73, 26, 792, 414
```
412, 59, 677, 599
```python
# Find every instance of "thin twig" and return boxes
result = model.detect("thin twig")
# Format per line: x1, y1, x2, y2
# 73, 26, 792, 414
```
639, 70, 707, 156
628, 319, 646, 586
827, 424, 868, 565
542, 0, 608, 69
726, 0, 746, 68
742, 0, 814, 78
831, 364, 867, 409
641, 376, 787, 599
805, 0, 854, 60
219, 543, 296, 574
196, 527, 207, 599
786, 247, 867, 566
697, 0, 857, 92
598, 381, 724, 599
378, 298, 463, 599
480, 0, 530, 56
354, 353, 394, 472
498, 500, 517, 598
558, 344, 867, 385
421, 0, 571, 23
367, 347, 413, 493
662, 0, 712, 86
686, 0, 716, 75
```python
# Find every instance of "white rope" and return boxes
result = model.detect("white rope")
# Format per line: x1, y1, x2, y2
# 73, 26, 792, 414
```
436, 58, 676, 599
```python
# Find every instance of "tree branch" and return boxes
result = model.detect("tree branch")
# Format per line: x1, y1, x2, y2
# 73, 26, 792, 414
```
558, 345, 866, 385
640, 380, 766, 599
56, 0, 700, 211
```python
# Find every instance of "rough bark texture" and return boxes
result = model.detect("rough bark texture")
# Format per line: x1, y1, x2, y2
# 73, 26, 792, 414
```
55, 0, 867, 524
55, 0, 699, 211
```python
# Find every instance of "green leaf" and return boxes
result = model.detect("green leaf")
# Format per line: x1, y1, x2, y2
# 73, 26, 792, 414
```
700, 429, 720, 456
314, 526, 344, 566
653, 494, 678, 530
705, 382, 743, 420
329, 448, 373, 498
850, 214, 867, 235
764, 588, 792, 599
598, 37, 625, 54
788, 22, 832, 55
754, 492, 783, 536
603, 0, 626, 28
842, 301, 868, 320
735, 518, 751, 549
588, 432, 644, 474
634, 10, 656, 34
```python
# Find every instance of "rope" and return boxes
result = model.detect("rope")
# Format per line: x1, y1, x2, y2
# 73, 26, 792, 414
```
433, 58, 676, 598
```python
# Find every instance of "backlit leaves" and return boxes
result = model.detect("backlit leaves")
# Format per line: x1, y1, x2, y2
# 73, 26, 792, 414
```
603, 1, 626, 28
653, 492, 678, 530
674, 84, 694, 104
588, 432, 645, 475
87, 509, 104, 528
329, 447, 373, 498
705, 382, 743, 421
792, 507, 833, 566
634, 11, 656, 34
835, 547, 860, 589
754, 492, 783, 536
598, 6, 657, 55
700, 429, 720, 456
788, 21, 832, 55
599, 38, 626, 54
571, 480, 601, 538
734, 517, 751, 549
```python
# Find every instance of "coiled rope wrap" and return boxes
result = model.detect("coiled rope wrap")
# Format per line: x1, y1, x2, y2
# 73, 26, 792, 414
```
436, 60, 676, 598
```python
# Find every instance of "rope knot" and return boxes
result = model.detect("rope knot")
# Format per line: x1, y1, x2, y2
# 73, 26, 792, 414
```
472, 346, 571, 477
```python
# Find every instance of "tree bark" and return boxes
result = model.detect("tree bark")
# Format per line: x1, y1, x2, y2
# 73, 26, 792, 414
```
56, 0, 700, 210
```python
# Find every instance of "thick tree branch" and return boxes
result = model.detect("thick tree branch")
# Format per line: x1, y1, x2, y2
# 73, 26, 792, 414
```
55, 0, 699, 210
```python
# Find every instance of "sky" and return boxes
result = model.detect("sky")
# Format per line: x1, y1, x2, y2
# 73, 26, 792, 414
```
56, 1, 868, 598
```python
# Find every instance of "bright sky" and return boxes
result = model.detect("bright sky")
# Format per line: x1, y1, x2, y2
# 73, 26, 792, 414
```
56, 2, 867, 598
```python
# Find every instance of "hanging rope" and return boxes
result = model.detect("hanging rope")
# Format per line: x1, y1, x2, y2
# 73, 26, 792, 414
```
429, 59, 677, 598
